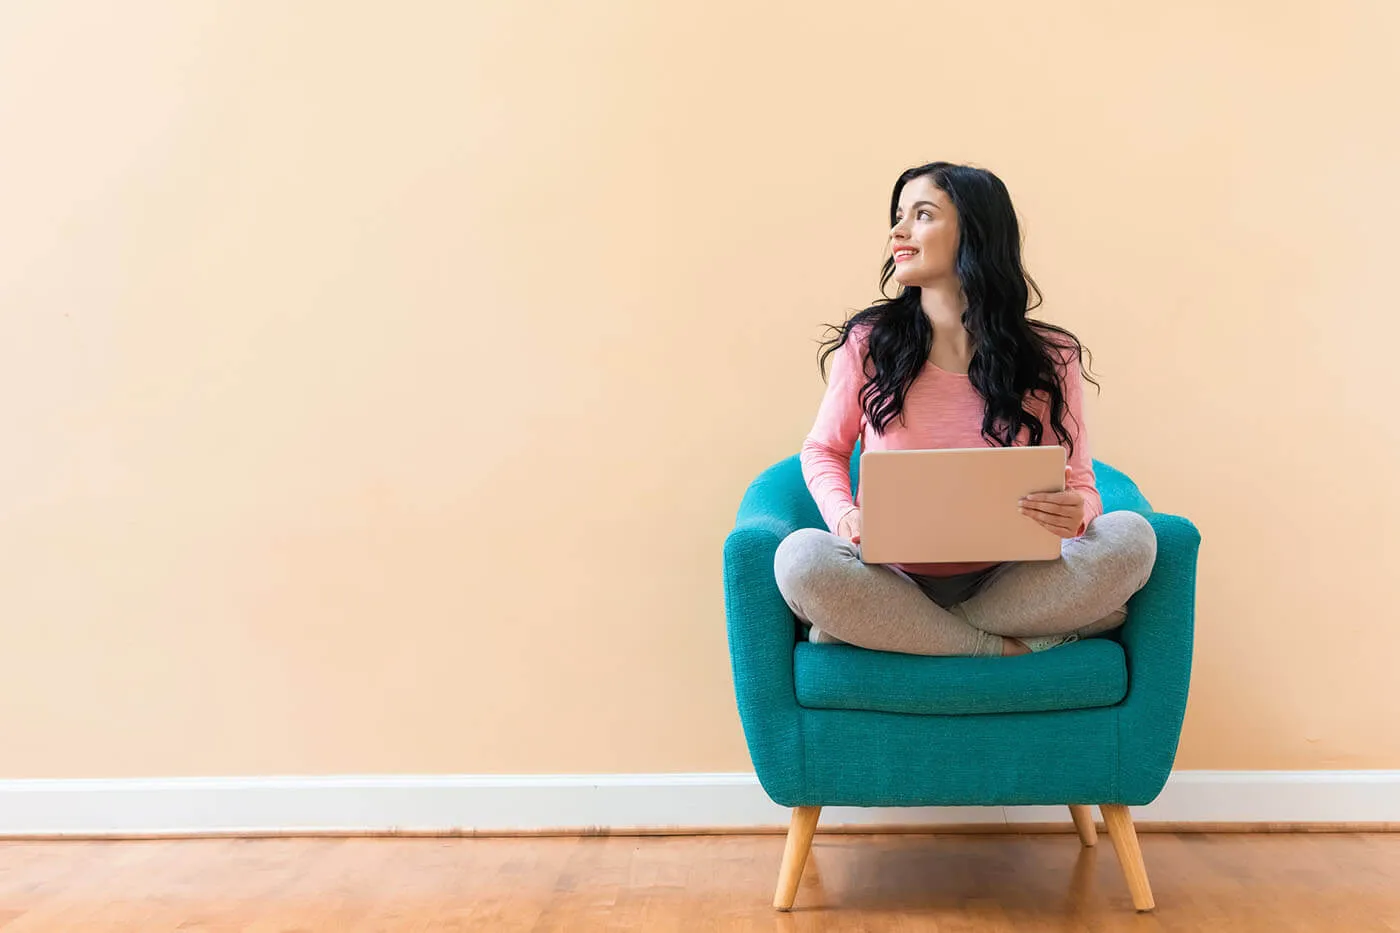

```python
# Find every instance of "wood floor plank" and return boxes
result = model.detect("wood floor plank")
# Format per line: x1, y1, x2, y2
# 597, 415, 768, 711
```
0, 832, 1396, 931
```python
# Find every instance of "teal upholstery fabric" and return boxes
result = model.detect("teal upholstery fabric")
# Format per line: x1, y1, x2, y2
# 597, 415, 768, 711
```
723, 452, 1199, 809
794, 637, 1127, 715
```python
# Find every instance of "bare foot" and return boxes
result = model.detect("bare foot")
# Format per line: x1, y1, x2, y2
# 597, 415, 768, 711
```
1003, 637, 1030, 657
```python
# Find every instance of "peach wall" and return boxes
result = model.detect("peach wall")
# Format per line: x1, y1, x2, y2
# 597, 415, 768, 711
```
1, 1, 1396, 778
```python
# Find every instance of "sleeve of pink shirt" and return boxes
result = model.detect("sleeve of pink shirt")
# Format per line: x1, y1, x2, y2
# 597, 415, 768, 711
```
799, 327, 868, 534
1056, 344, 1103, 537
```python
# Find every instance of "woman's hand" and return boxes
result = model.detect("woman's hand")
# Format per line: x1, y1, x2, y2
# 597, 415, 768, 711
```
1019, 466, 1085, 539
837, 508, 863, 544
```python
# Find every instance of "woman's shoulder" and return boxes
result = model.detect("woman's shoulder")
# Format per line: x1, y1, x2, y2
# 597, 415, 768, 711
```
843, 318, 876, 345
826, 318, 876, 364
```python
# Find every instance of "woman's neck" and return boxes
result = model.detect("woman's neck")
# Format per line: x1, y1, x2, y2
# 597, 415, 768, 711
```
920, 281, 971, 366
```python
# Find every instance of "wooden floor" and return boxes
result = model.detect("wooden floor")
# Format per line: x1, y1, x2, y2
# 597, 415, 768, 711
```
1, 831, 1398, 931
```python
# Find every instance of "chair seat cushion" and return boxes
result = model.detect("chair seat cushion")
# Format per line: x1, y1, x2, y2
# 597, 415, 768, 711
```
793, 637, 1127, 716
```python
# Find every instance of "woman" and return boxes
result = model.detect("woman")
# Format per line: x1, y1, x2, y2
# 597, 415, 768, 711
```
774, 162, 1157, 657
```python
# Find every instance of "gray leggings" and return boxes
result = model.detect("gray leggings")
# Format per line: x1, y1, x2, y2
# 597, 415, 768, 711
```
773, 511, 1158, 657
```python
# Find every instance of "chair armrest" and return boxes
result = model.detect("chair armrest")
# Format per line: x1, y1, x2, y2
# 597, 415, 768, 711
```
1115, 511, 1202, 804
722, 469, 811, 805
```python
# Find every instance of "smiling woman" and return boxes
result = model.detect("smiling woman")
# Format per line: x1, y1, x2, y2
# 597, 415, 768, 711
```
773, 161, 1157, 658
889, 190, 959, 282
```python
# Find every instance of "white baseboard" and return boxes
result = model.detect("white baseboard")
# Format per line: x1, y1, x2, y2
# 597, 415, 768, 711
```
2, 771, 1397, 837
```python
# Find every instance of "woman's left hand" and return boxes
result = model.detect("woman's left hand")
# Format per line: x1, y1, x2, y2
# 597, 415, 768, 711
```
1019, 466, 1085, 539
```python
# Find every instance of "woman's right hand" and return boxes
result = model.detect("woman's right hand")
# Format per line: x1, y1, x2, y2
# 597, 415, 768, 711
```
837, 508, 862, 544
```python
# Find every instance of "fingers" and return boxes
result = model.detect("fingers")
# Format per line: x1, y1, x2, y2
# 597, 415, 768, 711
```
1024, 489, 1077, 500
1024, 507, 1076, 538
1019, 499, 1078, 518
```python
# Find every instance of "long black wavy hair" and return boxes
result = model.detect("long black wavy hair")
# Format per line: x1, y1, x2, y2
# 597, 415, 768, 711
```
818, 161, 1098, 453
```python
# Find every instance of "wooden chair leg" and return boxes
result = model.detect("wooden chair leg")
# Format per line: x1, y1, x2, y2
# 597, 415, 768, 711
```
1069, 804, 1098, 847
1101, 804, 1155, 911
773, 806, 821, 910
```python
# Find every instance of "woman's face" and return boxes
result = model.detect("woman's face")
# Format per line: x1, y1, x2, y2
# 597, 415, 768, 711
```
889, 176, 960, 287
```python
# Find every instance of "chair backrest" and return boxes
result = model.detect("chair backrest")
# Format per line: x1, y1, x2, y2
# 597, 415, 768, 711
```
1093, 460, 1153, 514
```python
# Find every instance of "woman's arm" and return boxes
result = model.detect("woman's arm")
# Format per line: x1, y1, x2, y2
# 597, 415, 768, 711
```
1058, 346, 1103, 536
799, 328, 867, 533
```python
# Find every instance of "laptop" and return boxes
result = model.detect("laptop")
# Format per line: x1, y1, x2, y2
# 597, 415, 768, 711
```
857, 446, 1067, 564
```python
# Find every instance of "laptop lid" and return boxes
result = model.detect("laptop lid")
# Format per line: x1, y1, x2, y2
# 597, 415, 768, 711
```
858, 446, 1067, 564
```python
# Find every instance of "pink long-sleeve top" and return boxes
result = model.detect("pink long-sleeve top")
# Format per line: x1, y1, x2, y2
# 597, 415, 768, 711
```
800, 323, 1103, 577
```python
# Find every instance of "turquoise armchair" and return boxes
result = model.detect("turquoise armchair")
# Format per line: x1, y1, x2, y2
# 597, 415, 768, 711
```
722, 452, 1200, 912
